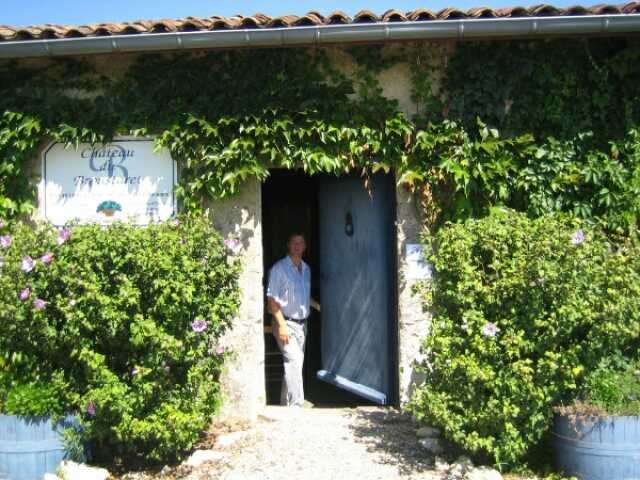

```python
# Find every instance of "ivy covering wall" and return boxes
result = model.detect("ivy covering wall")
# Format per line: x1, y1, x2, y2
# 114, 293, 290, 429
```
1, 37, 639, 232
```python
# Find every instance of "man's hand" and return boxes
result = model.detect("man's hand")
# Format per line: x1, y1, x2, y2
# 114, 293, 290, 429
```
311, 298, 321, 312
277, 323, 290, 345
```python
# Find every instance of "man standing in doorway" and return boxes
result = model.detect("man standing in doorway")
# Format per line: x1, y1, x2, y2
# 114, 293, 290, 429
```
267, 233, 320, 407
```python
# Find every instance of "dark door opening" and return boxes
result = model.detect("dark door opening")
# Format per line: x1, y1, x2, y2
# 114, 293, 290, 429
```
262, 169, 397, 406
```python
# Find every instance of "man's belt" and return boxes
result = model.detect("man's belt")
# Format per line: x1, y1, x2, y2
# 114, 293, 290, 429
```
284, 315, 307, 323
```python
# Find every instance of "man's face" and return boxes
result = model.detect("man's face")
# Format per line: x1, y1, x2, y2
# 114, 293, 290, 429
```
288, 235, 306, 257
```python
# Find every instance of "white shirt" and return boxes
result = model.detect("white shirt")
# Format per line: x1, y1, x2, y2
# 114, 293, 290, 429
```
267, 255, 311, 320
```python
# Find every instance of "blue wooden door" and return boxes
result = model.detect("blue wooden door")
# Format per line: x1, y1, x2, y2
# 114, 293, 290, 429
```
316, 173, 396, 405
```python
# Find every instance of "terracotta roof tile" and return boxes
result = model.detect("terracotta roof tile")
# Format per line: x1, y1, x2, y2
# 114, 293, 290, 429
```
267, 15, 298, 27
326, 11, 352, 24
622, 1, 640, 11
293, 13, 325, 26
382, 9, 409, 21
589, 2, 625, 12
494, 6, 529, 16
467, 7, 500, 18
407, 8, 438, 20
437, 7, 469, 19
353, 10, 380, 22
1, 4, 638, 42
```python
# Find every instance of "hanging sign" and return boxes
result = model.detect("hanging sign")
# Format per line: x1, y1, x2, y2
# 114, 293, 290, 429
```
405, 243, 432, 280
40, 139, 177, 226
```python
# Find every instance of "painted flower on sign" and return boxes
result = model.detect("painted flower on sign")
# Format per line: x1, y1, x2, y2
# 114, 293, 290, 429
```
191, 319, 208, 333
19, 287, 31, 301
482, 322, 499, 337
0, 235, 12, 248
40, 252, 54, 265
21, 256, 35, 273
86, 400, 96, 417
96, 200, 122, 217
216, 345, 226, 355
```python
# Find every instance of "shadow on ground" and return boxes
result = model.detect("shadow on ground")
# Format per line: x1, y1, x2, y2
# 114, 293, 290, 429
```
346, 407, 448, 477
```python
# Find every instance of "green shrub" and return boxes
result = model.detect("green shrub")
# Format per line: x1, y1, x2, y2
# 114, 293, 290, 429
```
577, 354, 640, 416
3, 373, 71, 417
0, 215, 240, 462
409, 209, 640, 468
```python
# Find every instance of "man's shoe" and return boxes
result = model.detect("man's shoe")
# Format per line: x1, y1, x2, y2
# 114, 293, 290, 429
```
303, 400, 314, 409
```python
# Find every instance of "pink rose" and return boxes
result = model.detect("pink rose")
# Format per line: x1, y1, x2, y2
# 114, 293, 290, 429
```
33, 298, 47, 310
21, 256, 35, 273
40, 252, 54, 265
57, 228, 72, 245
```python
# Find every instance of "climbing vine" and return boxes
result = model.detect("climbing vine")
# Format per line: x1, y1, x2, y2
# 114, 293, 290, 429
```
442, 37, 640, 141
1, 39, 640, 233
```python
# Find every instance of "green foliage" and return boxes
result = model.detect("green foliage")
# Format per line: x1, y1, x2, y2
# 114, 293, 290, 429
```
409, 210, 640, 468
0, 215, 240, 462
402, 120, 640, 233
519, 130, 640, 234
0, 112, 41, 219
579, 354, 640, 416
1, 43, 640, 233
402, 119, 535, 224
4, 376, 68, 417
444, 39, 640, 141
61, 424, 90, 463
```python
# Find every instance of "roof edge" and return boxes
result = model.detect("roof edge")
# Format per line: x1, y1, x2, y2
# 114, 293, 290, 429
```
2, 14, 640, 59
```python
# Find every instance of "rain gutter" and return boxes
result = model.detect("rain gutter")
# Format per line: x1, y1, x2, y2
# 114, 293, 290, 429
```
1, 14, 640, 59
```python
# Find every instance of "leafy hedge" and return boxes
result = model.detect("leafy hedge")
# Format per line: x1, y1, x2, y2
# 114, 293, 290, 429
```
0, 215, 240, 462
409, 209, 640, 467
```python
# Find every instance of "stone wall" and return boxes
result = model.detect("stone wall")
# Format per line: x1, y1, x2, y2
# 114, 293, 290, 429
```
205, 179, 265, 422
394, 185, 429, 406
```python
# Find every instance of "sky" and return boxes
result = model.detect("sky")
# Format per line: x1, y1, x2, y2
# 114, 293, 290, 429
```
3, 0, 579, 27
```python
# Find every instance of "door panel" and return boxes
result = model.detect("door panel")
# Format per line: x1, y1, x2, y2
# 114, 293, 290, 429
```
316, 173, 395, 405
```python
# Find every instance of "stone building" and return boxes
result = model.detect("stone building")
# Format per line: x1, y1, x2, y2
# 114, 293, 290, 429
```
1, 4, 639, 422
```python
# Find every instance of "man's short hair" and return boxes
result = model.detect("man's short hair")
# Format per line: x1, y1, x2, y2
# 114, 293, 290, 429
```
287, 232, 305, 244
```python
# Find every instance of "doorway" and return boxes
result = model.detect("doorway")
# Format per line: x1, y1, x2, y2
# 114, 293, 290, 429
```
262, 170, 398, 406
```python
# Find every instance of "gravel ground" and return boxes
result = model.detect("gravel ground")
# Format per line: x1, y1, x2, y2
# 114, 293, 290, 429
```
212, 406, 440, 480
117, 406, 541, 480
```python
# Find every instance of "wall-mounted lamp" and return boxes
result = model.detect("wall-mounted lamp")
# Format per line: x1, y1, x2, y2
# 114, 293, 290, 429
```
345, 212, 354, 237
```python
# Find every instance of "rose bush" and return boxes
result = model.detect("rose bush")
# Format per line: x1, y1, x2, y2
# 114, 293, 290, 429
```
409, 209, 640, 468
0, 214, 240, 462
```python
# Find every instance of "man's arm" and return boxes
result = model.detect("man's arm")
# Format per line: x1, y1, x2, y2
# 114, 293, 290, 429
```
268, 296, 289, 344
266, 265, 290, 344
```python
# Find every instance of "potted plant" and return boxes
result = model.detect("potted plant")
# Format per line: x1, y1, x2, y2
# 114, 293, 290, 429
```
0, 378, 86, 480
552, 353, 640, 480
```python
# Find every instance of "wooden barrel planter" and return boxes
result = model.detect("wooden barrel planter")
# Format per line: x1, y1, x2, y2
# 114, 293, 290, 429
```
0, 415, 76, 480
552, 414, 640, 480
